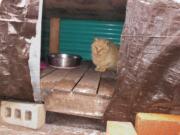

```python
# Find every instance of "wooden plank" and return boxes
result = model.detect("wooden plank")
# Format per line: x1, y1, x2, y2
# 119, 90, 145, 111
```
44, 0, 126, 21
41, 69, 70, 90
54, 62, 90, 92
40, 66, 56, 78
43, 91, 110, 119
98, 71, 116, 98
73, 66, 101, 95
101, 71, 116, 79
49, 18, 60, 53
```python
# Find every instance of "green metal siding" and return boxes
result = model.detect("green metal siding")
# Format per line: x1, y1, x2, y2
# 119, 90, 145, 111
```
41, 18, 124, 60
41, 18, 50, 59
60, 19, 124, 60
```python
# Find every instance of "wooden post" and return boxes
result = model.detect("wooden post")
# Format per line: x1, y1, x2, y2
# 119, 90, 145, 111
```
49, 18, 60, 54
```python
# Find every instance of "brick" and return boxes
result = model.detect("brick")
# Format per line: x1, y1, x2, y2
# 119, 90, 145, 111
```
106, 121, 137, 135
1, 101, 46, 129
135, 113, 180, 135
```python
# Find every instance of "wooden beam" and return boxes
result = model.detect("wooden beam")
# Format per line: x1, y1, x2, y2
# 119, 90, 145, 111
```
43, 90, 110, 119
44, 0, 127, 21
49, 18, 60, 54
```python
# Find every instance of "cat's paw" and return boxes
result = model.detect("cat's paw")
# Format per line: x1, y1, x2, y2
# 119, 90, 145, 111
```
95, 67, 100, 71
95, 67, 106, 72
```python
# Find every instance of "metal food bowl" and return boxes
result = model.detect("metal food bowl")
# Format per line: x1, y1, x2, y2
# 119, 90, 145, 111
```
48, 53, 82, 69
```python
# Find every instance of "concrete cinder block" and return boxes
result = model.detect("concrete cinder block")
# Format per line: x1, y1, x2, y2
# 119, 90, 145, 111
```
106, 121, 137, 135
135, 113, 180, 135
1, 101, 46, 129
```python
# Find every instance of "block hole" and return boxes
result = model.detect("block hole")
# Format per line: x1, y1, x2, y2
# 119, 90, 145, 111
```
15, 109, 21, 119
5, 107, 11, 117
25, 111, 32, 121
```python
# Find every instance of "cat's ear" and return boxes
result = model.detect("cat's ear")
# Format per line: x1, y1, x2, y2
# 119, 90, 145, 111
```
104, 40, 110, 45
94, 38, 99, 41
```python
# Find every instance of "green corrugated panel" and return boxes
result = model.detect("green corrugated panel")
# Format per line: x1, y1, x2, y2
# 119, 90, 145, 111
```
60, 19, 124, 60
41, 17, 50, 59
41, 19, 124, 60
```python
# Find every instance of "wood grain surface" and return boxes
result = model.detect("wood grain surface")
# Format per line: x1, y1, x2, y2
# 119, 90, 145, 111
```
44, 0, 126, 20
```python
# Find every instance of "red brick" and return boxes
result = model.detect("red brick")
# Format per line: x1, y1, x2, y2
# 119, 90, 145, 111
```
135, 113, 180, 135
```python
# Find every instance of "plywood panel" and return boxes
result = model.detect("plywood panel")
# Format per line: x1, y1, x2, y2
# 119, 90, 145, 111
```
98, 71, 116, 98
43, 90, 110, 119
54, 62, 90, 92
73, 66, 101, 95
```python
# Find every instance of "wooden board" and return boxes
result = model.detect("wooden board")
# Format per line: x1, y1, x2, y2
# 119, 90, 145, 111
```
43, 90, 110, 119
54, 62, 90, 92
40, 66, 56, 78
73, 66, 101, 95
98, 71, 116, 98
41, 69, 70, 90
44, 0, 126, 21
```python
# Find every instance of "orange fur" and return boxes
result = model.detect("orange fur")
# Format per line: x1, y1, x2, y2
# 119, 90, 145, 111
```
91, 38, 119, 72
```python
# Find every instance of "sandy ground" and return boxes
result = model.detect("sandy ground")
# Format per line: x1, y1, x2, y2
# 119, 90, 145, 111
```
0, 122, 105, 135
0, 112, 106, 135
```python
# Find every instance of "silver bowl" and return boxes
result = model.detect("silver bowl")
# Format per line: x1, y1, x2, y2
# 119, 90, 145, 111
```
48, 53, 82, 69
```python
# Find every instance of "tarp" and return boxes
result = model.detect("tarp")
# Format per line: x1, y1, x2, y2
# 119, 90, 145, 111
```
0, 0, 43, 101
105, 0, 180, 122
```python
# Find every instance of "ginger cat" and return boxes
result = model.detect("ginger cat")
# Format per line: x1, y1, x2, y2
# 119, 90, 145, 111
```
91, 38, 119, 72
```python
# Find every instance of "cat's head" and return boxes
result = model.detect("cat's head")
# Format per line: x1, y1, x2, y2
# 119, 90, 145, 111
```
92, 38, 110, 56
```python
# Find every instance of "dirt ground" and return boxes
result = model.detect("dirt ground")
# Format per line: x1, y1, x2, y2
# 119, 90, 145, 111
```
0, 112, 106, 135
